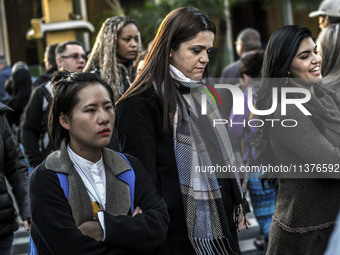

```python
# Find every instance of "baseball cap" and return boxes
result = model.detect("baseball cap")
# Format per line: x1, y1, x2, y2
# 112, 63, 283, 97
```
309, 0, 340, 18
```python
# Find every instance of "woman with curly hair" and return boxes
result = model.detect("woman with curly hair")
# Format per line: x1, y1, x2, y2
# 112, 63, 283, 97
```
84, 16, 141, 101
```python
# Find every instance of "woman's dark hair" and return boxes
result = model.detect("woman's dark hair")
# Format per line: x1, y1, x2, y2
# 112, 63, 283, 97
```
46, 43, 58, 72
117, 7, 216, 133
48, 71, 114, 149
255, 25, 312, 163
4, 78, 13, 96
11, 68, 32, 97
239, 50, 264, 78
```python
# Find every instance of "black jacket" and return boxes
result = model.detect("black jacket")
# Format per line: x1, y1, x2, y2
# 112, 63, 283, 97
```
113, 88, 241, 255
31, 67, 57, 89
21, 83, 53, 168
29, 143, 169, 254
0, 102, 30, 237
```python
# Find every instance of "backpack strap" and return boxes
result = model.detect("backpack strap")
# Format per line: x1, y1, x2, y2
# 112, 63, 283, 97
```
28, 155, 134, 255
28, 235, 37, 255
115, 152, 135, 212
56, 173, 69, 199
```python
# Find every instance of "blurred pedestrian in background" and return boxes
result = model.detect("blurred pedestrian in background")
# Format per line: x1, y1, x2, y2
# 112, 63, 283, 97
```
0, 102, 30, 255
21, 40, 86, 169
0, 55, 11, 103
29, 71, 169, 254
5, 68, 32, 140
220, 28, 262, 169
229, 50, 277, 253
316, 23, 340, 93
220, 28, 262, 85
32, 43, 59, 88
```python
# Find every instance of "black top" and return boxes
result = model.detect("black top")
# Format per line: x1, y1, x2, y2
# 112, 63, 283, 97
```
29, 149, 169, 255
113, 87, 241, 254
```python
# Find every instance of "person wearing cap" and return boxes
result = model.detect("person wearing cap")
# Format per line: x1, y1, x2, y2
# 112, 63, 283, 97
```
309, 0, 340, 30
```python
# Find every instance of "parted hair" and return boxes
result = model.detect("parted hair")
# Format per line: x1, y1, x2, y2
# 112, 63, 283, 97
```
48, 71, 114, 149
45, 43, 59, 71
256, 25, 313, 164
117, 7, 216, 132
11, 68, 32, 97
83, 16, 141, 101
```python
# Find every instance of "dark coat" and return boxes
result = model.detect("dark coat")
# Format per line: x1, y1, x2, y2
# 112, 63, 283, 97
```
29, 142, 169, 255
220, 59, 242, 85
0, 103, 30, 237
21, 82, 53, 168
31, 67, 57, 89
113, 88, 241, 255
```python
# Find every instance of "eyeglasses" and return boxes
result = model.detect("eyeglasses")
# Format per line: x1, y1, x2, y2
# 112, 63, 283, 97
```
60, 53, 87, 60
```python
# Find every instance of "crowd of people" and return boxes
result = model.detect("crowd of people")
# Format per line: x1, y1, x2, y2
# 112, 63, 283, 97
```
0, 0, 340, 254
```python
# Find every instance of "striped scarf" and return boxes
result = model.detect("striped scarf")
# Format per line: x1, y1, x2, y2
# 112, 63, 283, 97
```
169, 66, 243, 254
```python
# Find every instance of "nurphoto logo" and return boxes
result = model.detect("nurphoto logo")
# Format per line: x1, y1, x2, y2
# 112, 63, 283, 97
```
200, 81, 312, 128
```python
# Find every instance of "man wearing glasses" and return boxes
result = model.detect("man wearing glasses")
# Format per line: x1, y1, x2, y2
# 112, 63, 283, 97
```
56, 41, 86, 72
21, 41, 87, 169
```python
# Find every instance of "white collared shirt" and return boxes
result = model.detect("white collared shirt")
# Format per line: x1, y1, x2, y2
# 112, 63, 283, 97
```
67, 145, 106, 209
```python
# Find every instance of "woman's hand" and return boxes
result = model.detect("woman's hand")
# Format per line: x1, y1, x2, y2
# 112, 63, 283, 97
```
237, 216, 251, 231
24, 219, 31, 231
132, 206, 142, 216
78, 221, 103, 241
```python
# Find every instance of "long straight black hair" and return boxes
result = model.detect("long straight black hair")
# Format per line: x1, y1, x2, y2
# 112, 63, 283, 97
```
256, 25, 312, 163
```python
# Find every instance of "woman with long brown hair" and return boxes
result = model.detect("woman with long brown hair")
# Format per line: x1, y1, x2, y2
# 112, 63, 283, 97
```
113, 7, 246, 255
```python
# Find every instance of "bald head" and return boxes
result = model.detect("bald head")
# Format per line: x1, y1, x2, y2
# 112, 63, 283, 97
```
236, 28, 262, 56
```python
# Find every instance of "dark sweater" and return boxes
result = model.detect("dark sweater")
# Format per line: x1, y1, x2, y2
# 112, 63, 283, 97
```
21, 83, 53, 167
267, 87, 340, 254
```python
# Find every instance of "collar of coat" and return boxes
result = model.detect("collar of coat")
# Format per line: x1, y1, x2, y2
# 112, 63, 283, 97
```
0, 102, 13, 113
45, 141, 132, 226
